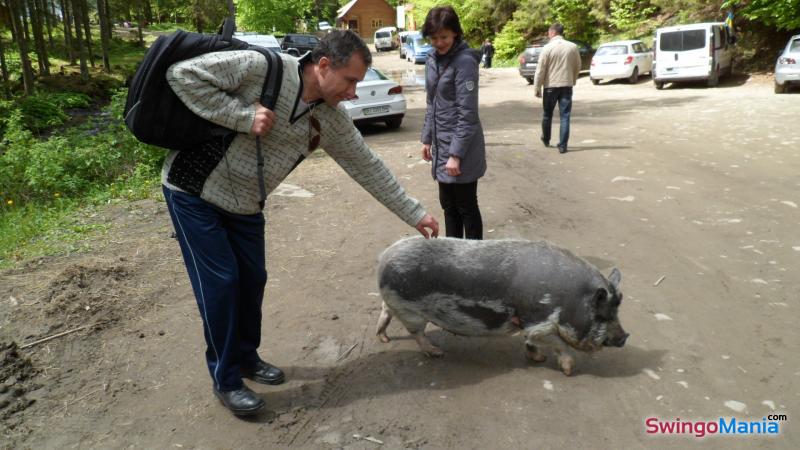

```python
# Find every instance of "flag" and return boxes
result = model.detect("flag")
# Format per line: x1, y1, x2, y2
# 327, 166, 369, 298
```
725, 11, 734, 30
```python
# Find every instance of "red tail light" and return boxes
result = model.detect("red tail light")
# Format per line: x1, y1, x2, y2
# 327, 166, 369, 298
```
779, 57, 796, 65
591, 58, 596, 67
388, 85, 403, 95
519, 55, 525, 64
624, 55, 633, 65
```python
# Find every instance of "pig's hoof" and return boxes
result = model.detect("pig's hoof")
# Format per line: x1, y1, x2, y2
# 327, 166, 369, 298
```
527, 351, 547, 362
423, 346, 444, 358
558, 355, 575, 376
378, 332, 390, 343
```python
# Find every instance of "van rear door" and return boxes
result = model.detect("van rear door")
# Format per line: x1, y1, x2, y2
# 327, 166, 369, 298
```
657, 28, 710, 79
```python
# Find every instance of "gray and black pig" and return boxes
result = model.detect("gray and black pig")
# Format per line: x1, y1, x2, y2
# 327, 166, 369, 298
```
376, 237, 628, 375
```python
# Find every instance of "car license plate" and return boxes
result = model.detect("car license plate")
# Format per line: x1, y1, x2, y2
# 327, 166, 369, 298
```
526, 63, 536, 67
363, 106, 389, 116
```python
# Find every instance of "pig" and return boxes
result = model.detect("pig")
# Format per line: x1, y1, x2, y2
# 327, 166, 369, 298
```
375, 237, 628, 375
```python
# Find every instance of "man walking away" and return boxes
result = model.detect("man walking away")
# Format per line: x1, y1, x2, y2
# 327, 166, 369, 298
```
533, 23, 581, 154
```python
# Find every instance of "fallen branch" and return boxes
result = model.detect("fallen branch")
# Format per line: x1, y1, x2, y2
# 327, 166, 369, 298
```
653, 275, 666, 287
336, 342, 359, 362
20, 321, 109, 349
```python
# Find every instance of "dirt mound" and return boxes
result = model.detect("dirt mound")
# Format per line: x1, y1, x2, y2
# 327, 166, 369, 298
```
41, 263, 133, 328
0, 342, 38, 426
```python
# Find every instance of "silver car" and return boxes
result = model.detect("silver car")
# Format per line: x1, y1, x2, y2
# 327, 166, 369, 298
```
341, 68, 406, 129
775, 34, 800, 93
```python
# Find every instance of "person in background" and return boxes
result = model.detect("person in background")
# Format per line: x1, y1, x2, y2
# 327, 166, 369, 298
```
421, 6, 486, 240
533, 23, 581, 154
480, 39, 495, 68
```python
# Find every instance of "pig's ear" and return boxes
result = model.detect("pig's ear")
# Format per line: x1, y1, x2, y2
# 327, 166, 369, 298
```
608, 268, 622, 290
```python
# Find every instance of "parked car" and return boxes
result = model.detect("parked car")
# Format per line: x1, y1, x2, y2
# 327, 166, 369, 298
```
281, 33, 320, 57
405, 35, 432, 64
398, 31, 416, 59
517, 40, 593, 84
590, 40, 653, 84
341, 68, 406, 129
318, 21, 333, 32
374, 26, 398, 52
774, 34, 800, 93
653, 22, 735, 89
234, 33, 282, 54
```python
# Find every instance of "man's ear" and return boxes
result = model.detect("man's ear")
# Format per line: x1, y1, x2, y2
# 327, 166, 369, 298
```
317, 56, 330, 75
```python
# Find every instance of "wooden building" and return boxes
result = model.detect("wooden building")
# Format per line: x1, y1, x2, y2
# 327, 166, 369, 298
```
336, 0, 397, 41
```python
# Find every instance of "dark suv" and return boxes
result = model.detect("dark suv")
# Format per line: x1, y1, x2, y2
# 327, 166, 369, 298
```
518, 40, 594, 84
281, 34, 320, 56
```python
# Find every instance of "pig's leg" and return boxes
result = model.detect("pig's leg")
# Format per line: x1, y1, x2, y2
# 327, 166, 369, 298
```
376, 301, 393, 343
525, 342, 547, 362
527, 333, 576, 376
397, 315, 443, 357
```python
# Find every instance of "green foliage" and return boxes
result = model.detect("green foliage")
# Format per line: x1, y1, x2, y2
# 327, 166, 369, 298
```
723, 0, 800, 31
494, 20, 527, 60
237, 0, 314, 33
551, 0, 600, 43
608, 0, 659, 33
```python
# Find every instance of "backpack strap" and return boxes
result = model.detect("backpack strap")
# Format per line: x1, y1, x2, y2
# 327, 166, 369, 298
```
247, 47, 284, 209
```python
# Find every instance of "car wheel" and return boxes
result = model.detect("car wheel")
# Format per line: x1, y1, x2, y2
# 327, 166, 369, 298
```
385, 117, 402, 129
707, 66, 719, 87
526, 77, 534, 85
774, 82, 786, 94
654, 80, 664, 90
628, 67, 639, 84
591, 78, 600, 85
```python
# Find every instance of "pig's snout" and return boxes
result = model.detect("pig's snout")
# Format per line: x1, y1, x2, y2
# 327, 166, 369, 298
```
604, 332, 629, 347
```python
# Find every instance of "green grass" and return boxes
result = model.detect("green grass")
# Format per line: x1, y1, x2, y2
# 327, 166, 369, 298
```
488, 58, 521, 68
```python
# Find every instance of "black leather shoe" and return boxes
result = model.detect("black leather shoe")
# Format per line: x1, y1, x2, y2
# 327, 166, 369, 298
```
213, 386, 265, 416
241, 360, 285, 385
540, 136, 549, 147
558, 145, 567, 154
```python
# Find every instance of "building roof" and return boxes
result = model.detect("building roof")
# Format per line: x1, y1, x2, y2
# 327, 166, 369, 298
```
337, 0, 358, 19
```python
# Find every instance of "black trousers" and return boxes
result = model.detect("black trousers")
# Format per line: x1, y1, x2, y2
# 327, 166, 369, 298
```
438, 181, 483, 239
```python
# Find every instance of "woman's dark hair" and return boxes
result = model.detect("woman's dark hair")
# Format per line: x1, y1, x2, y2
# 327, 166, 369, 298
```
312, 29, 372, 68
421, 6, 463, 40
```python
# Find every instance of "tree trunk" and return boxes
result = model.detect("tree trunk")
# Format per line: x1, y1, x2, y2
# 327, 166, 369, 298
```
144, 0, 153, 24
96, 0, 111, 72
20, 0, 31, 43
8, 0, 36, 95
60, 0, 76, 64
28, 0, 50, 76
103, 0, 112, 43
45, 0, 55, 47
79, 0, 94, 67
136, 0, 144, 46
70, 0, 88, 80
0, 34, 11, 98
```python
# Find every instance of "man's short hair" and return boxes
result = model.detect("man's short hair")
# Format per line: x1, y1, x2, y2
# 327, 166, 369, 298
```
311, 30, 372, 68
549, 23, 564, 36
421, 6, 463, 40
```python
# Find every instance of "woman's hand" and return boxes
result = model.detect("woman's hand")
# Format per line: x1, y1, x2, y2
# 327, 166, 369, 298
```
445, 156, 461, 177
422, 144, 432, 161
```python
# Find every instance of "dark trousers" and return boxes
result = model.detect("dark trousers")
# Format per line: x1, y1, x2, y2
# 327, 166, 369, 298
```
541, 86, 573, 149
484, 57, 492, 68
163, 186, 267, 391
438, 181, 483, 239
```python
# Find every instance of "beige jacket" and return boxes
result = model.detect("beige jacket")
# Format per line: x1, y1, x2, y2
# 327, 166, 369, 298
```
533, 36, 581, 91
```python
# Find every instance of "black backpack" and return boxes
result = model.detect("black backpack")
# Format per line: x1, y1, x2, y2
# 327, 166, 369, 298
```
123, 19, 284, 151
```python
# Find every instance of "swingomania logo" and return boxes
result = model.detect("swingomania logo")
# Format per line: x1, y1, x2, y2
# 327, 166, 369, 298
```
645, 414, 788, 438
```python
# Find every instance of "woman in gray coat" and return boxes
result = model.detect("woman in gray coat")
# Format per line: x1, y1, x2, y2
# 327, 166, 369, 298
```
421, 6, 486, 239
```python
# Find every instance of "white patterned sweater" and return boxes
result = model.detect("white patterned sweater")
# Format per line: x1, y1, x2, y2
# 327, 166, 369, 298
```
162, 50, 426, 227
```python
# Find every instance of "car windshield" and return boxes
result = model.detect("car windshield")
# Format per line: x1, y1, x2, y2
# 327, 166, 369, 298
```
413, 37, 430, 46
660, 30, 706, 52
791, 39, 800, 53
596, 45, 628, 56
376, 32, 391, 39
363, 69, 389, 82
525, 47, 543, 56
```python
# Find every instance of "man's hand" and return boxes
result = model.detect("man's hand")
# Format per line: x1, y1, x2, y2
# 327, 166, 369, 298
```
415, 214, 439, 239
422, 144, 432, 161
535, 88, 542, 98
250, 102, 275, 136
445, 156, 461, 177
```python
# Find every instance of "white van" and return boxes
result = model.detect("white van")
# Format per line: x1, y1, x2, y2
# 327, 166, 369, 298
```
653, 22, 735, 89
374, 27, 397, 52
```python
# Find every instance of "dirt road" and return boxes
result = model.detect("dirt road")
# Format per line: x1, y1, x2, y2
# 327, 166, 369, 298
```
2, 50, 798, 448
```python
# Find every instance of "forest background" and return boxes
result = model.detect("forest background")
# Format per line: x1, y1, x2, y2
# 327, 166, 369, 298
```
0, 0, 797, 267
